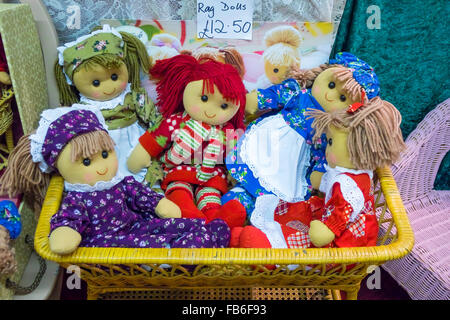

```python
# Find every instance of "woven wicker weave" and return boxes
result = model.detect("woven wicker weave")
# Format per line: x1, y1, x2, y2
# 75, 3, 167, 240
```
379, 99, 450, 300
34, 166, 413, 300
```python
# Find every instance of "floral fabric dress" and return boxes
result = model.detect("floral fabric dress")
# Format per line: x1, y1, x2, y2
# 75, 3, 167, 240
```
50, 175, 230, 248
223, 79, 327, 215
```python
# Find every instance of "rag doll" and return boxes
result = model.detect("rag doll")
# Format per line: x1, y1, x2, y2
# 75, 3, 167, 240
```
0, 200, 21, 276
127, 54, 247, 229
231, 75, 406, 250
181, 46, 246, 79
244, 25, 301, 92
223, 52, 382, 217
54, 24, 161, 186
0, 106, 231, 255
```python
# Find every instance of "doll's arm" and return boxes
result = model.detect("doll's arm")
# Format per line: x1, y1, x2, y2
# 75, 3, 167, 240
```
49, 194, 88, 255
309, 182, 355, 247
127, 113, 177, 173
124, 176, 181, 218
248, 79, 301, 115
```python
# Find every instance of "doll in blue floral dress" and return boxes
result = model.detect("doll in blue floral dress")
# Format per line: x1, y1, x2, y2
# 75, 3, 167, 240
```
223, 52, 381, 217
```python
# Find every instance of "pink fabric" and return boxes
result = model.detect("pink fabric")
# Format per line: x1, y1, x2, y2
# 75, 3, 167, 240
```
378, 99, 450, 300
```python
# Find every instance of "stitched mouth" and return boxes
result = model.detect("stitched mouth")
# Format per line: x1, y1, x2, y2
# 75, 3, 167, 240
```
103, 89, 116, 95
204, 111, 216, 119
96, 168, 108, 176
325, 92, 334, 102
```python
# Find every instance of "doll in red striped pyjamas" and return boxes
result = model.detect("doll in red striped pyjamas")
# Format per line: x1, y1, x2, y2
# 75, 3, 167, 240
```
127, 54, 247, 229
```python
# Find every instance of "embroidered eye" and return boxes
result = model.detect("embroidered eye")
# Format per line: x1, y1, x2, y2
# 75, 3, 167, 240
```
220, 103, 228, 110
92, 80, 100, 87
328, 82, 336, 89
339, 95, 346, 102
201, 95, 208, 102
102, 150, 109, 159
111, 73, 118, 81
82, 158, 91, 166
328, 138, 333, 146
273, 68, 279, 73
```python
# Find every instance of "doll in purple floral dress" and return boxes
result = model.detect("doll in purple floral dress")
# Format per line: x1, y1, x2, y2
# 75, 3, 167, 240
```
0, 105, 230, 255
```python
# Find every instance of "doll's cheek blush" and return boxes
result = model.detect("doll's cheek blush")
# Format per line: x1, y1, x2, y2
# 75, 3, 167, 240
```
91, 91, 102, 99
83, 172, 96, 184
189, 105, 201, 115
120, 82, 127, 90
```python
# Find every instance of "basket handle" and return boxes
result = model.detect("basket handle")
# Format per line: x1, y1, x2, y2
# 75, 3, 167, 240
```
5, 234, 47, 295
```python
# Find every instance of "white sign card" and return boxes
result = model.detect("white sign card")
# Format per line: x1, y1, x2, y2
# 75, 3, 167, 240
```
196, 0, 254, 40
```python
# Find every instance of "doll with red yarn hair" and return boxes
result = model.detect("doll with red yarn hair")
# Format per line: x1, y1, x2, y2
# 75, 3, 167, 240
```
128, 55, 247, 229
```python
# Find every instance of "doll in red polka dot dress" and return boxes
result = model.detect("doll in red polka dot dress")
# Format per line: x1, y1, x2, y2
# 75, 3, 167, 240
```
128, 55, 247, 229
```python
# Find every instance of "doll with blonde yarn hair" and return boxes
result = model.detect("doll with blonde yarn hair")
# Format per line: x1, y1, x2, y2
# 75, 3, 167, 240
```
54, 25, 162, 186
245, 25, 301, 92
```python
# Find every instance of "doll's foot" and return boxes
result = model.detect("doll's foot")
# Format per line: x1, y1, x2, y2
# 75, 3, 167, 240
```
238, 226, 272, 248
230, 227, 244, 248
155, 198, 182, 218
165, 188, 206, 220
205, 200, 246, 229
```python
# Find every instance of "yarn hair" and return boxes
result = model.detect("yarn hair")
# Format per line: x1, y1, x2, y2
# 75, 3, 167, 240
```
306, 97, 406, 170
182, 46, 246, 79
263, 25, 301, 67
55, 30, 150, 106
150, 54, 247, 129
0, 131, 115, 212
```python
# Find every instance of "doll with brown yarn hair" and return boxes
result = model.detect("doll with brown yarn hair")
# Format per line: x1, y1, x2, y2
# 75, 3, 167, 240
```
54, 25, 162, 187
181, 46, 246, 79
0, 106, 232, 255
224, 52, 381, 220
231, 65, 406, 250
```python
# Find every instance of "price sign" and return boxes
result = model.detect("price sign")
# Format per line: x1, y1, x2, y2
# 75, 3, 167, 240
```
197, 0, 254, 40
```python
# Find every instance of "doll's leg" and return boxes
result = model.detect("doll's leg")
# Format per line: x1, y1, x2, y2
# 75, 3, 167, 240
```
165, 181, 205, 219
221, 185, 256, 218
196, 186, 246, 229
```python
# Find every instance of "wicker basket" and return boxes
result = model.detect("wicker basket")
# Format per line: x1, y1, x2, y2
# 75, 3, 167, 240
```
34, 167, 414, 300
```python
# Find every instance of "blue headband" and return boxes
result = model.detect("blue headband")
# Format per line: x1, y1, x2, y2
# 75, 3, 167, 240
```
330, 52, 380, 100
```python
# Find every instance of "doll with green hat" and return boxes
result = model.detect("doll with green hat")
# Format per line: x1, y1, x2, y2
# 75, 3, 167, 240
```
54, 24, 162, 187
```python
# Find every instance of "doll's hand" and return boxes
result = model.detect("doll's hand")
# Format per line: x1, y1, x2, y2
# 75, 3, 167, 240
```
49, 226, 82, 255
310, 171, 324, 190
155, 198, 182, 218
127, 143, 151, 173
0, 71, 11, 85
309, 220, 335, 247
245, 91, 258, 115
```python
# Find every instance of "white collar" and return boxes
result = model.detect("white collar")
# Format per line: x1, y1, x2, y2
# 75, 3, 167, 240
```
319, 165, 373, 194
64, 173, 125, 193
79, 83, 131, 111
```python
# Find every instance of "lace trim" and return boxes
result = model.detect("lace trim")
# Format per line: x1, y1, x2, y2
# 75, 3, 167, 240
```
320, 165, 368, 222
29, 105, 109, 173
64, 173, 125, 192
57, 24, 123, 85
79, 83, 132, 111
239, 113, 310, 202
250, 194, 287, 249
